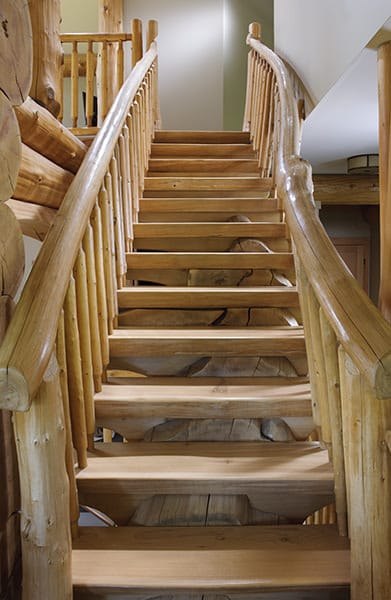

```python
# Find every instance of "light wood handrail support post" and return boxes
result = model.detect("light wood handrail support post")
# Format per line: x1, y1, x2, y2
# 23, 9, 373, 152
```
131, 18, 143, 67
377, 41, 391, 321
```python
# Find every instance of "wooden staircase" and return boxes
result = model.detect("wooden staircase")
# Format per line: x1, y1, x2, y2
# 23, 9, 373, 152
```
72, 131, 350, 598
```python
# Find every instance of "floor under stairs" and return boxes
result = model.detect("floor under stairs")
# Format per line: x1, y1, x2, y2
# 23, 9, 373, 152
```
73, 131, 350, 599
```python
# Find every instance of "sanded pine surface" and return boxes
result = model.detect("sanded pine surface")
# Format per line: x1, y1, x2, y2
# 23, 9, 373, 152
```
108, 326, 306, 357
72, 525, 350, 597
117, 286, 299, 309
153, 130, 252, 144
94, 376, 312, 420
126, 251, 294, 270
150, 141, 257, 158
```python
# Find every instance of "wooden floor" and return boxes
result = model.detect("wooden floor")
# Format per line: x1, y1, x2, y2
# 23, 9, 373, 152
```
74, 130, 349, 598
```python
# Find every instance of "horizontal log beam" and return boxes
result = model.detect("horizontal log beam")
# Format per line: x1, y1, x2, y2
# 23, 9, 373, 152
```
13, 144, 73, 209
6, 199, 56, 241
312, 174, 379, 205
15, 97, 87, 174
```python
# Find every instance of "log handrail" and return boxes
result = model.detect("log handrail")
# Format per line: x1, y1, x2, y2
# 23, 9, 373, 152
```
244, 22, 391, 600
0, 43, 158, 412
245, 28, 391, 399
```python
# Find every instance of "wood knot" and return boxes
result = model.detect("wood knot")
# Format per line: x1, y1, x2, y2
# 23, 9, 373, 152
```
1, 19, 9, 38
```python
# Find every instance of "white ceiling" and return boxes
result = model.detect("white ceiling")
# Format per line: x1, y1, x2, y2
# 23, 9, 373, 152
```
300, 18, 391, 174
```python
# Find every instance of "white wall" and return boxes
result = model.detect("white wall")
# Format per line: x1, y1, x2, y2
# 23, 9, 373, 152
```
124, 0, 224, 130
274, 0, 391, 105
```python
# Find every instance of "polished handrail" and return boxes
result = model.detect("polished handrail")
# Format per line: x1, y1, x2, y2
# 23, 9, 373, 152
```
246, 31, 391, 398
0, 44, 158, 411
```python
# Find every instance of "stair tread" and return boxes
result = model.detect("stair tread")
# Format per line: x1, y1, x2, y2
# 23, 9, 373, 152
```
126, 252, 294, 269
133, 222, 287, 238
147, 158, 260, 175
78, 441, 333, 486
153, 130, 251, 144
72, 524, 350, 592
144, 176, 272, 191
109, 326, 305, 356
117, 286, 299, 308
139, 198, 278, 210
95, 378, 312, 418
151, 142, 257, 157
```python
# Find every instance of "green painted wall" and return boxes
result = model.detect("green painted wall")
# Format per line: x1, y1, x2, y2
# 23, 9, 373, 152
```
223, 0, 273, 130
61, 0, 98, 32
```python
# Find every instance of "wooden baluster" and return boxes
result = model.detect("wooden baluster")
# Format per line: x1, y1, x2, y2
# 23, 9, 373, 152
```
110, 155, 127, 287
251, 56, 260, 148
133, 98, 143, 198
83, 223, 103, 392
243, 48, 255, 131
98, 40, 108, 125
254, 60, 266, 155
71, 41, 79, 128
86, 40, 95, 127
119, 125, 133, 250
63, 276, 88, 469
59, 61, 64, 124
117, 40, 124, 92
73, 248, 95, 449
131, 18, 143, 67
13, 357, 72, 599
295, 258, 321, 431
105, 171, 120, 324
339, 347, 391, 599
56, 311, 79, 538
262, 65, 274, 173
98, 183, 117, 333
305, 282, 332, 449
91, 202, 110, 371
128, 110, 139, 221
319, 308, 348, 536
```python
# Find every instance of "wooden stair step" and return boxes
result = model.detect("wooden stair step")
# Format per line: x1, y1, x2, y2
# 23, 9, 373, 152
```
133, 222, 287, 239
109, 326, 305, 357
138, 210, 282, 223
73, 524, 350, 596
153, 130, 251, 144
151, 142, 257, 158
139, 197, 279, 212
147, 158, 259, 175
117, 287, 299, 309
77, 441, 334, 520
143, 176, 271, 193
126, 251, 294, 270
94, 377, 312, 419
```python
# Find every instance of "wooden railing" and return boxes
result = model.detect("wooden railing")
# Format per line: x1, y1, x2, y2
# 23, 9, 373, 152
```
60, 18, 149, 134
244, 22, 391, 600
0, 28, 159, 599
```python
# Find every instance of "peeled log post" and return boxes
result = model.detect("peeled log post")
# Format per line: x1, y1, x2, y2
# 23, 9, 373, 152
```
0, 0, 32, 106
0, 91, 22, 204
28, 0, 62, 117
13, 356, 72, 599
99, 0, 123, 114
13, 144, 73, 209
0, 203, 24, 598
15, 98, 87, 174
378, 42, 391, 321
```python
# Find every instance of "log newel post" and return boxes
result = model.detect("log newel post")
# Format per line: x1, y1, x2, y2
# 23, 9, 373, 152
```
131, 18, 143, 67
13, 355, 72, 600
377, 41, 391, 321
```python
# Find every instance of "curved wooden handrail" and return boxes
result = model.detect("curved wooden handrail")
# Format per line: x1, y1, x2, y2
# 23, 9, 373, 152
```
247, 33, 391, 399
0, 43, 158, 411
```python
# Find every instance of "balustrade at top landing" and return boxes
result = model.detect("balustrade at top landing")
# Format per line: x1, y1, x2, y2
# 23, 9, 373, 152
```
60, 18, 158, 134
243, 21, 391, 600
